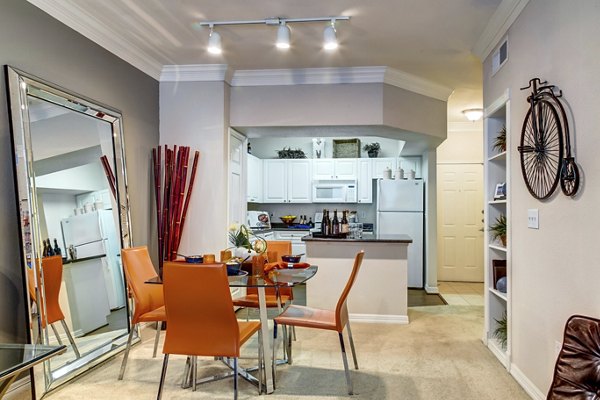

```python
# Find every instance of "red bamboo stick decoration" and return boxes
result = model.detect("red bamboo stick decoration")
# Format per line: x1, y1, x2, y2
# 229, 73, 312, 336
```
100, 155, 117, 200
174, 146, 190, 258
170, 147, 188, 260
161, 147, 172, 265
177, 150, 199, 250
152, 148, 163, 264
168, 147, 183, 260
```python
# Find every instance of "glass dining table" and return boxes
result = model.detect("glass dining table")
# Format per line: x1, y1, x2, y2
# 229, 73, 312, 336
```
0, 344, 66, 398
146, 265, 318, 394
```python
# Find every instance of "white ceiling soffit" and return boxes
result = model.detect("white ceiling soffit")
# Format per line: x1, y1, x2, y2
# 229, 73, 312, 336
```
448, 121, 483, 133
472, 0, 530, 60
161, 65, 453, 101
27, 0, 164, 79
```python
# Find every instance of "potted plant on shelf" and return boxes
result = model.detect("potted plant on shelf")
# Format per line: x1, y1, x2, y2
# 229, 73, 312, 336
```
492, 125, 506, 153
494, 312, 508, 349
489, 214, 507, 246
363, 142, 381, 158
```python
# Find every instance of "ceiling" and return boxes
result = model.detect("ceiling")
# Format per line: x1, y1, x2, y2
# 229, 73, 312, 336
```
29, 0, 510, 123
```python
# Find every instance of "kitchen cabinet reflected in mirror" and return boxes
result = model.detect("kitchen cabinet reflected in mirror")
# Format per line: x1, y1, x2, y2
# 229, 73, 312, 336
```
6, 66, 132, 395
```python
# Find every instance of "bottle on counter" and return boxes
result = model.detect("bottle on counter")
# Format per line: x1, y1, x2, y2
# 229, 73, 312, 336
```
332, 210, 340, 235
308, 217, 314, 228
42, 239, 48, 257
323, 209, 330, 236
46, 238, 55, 256
341, 210, 349, 234
53, 239, 62, 256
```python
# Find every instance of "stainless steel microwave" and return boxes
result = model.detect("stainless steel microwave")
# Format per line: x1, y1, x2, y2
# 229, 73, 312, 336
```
312, 180, 357, 203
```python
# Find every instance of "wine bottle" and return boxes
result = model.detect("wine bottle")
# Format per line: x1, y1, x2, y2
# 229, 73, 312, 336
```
308, 217, 314, 228
323, 210, 330, 236
42, 239, 48, 257
332, 210, 340, 235
53, 239, 62, 256
341, 210, 349, 234
46, 238, 55, 256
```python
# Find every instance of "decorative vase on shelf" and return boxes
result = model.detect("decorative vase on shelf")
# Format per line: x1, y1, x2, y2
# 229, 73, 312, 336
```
368, 150, 379, 158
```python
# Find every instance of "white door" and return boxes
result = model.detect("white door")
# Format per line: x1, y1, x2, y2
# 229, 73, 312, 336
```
437, 163, 484, 282
263, 159, 287, 203
287, 160, 312, 203
357, 159, 372, 203
228, 130, 245, 225
334, 159, 358, 179
313, 159, 335, 179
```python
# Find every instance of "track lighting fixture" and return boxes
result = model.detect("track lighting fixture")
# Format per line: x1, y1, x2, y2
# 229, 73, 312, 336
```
197, 16, 349, 54
207, 25, 222, 55
276, 22, 291, 49
323, 19, 338, 50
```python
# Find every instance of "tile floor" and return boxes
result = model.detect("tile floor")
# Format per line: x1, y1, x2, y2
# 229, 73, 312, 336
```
438, 281, 484, 306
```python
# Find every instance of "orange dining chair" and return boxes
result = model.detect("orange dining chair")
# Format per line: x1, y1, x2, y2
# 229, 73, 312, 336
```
273, 250, 365, 395
27, 255, 80, 357
232, 240, 294, 311
118, 246, 166, 380
157, 262, 262, 400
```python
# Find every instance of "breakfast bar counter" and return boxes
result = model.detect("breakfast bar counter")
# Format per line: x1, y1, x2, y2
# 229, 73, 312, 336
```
303, 234, 412, 324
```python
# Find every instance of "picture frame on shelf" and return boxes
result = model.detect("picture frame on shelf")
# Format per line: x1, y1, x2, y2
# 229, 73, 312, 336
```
494, 182, 506, 200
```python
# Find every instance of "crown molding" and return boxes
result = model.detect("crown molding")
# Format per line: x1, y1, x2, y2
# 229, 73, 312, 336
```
230, 66, 452, 101
472, 0, 530, 61
160, 65, 230, 82
383, 68, 453, 101
27, 0, 163, 79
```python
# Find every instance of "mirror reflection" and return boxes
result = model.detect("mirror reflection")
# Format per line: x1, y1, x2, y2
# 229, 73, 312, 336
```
6, 67, 133, 394
28, 97, 127, 371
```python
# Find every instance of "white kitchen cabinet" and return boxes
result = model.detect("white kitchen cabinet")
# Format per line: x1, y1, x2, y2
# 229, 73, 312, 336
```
272, 230, 310, 262
399, 156, 422, 178
313, 159, 357, 180
357, 158, 373, 203
246, 154, 263, 203
372, 157, 397, 178
263, 159, 312, 203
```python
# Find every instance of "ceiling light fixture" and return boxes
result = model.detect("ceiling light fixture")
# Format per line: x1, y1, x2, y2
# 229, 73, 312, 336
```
197, 16, 350, 54
207, 25, 222, 55
323, 19, 338, 50
462, 108, 484, 122
276, 22, 290, 49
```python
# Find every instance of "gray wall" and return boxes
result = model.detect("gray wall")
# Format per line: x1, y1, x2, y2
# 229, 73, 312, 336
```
483, 0, 600, 395
0, 0, 158, 347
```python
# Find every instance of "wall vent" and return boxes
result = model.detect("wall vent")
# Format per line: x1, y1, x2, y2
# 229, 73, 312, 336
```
492, 37, 508, 76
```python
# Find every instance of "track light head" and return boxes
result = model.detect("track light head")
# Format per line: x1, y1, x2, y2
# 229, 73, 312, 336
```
207, 25, 222, 55
323, 19, 338, 50
276, 23, 291, 49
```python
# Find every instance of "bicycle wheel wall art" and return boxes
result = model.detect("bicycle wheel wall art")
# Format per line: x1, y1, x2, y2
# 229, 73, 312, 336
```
517, 78, 580, 200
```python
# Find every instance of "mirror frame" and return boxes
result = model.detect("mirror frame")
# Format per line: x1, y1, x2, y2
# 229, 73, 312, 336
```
5, 66, 135, 395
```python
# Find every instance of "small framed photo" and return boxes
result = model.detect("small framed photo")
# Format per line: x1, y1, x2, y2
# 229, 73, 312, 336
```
494, 183, 506, 200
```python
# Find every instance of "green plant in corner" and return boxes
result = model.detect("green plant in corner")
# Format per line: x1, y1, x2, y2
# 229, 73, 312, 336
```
493, 312, 508, 349
489, 214, 507, 246
492, 125, 507, 153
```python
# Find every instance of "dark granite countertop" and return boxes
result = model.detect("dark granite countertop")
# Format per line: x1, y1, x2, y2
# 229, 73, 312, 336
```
303, 234, 412, 243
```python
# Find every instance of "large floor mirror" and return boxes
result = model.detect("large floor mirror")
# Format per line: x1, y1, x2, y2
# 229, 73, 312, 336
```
5, 66, 135, 396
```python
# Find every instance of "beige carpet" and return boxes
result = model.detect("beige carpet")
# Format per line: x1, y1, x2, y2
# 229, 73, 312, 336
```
40, 305, 530, 400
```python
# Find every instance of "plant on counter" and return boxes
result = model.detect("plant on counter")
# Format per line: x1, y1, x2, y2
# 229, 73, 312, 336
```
493, 312, 508, 349
363, 142, 380, 158
492, 125, 507, 153
277, 147, 306, 159
228, 223, 267, 259
489, 214, 507, 246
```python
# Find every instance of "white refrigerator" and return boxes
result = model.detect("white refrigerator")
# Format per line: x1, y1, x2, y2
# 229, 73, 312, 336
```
61, 210, 125, 309
376, 179, 424, 288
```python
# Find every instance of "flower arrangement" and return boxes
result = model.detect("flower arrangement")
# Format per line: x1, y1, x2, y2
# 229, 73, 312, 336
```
228, 223, 267, 257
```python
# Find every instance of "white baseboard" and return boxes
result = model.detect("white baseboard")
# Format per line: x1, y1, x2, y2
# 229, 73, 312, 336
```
424, 284, 439, 294
350, 313, 409, 324
510, 363, 545, 400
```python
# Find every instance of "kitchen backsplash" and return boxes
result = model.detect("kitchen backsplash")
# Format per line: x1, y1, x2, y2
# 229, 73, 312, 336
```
247, 202, 377, 225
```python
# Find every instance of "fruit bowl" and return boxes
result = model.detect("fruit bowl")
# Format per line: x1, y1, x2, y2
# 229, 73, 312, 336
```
282, 255, 301, 263
279, 215, 297, 225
